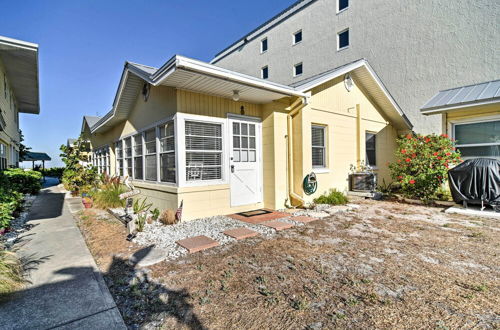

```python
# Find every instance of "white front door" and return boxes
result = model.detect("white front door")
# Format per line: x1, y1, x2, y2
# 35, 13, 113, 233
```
229, 117, 262, 207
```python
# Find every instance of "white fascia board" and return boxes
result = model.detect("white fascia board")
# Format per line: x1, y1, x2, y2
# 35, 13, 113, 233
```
421, 98, 500, 115
295, 60, 366, 92
0, 36, 38, 51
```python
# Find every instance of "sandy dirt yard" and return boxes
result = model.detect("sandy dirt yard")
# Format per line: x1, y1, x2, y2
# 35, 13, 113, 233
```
76, 199, 500, 329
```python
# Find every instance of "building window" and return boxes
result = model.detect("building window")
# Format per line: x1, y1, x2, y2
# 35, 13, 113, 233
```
294, 62, 303, 77
293, 30, 302, 45
233, 122, 257, 162
185, 121, 223, 181
144, 128, 157, 181
159, 121, 176, 183
453, 119, 500, 160
338, 29, 349, 50
365, 132, 376, 166
261, 66, 269, 79
115, 141, 123, 176
311, 125, 326, 168
133, 134, 143, 180
124, 137, 132, 177
0, 143, 7, 170
338, 0, 349, 12
261, 38, 268, 53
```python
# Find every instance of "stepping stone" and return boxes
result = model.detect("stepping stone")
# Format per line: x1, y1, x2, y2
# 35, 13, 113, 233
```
224, 227, 259, 240
176, 235, 219, 253
262, 220, 294, 231
290, 216, 318, 223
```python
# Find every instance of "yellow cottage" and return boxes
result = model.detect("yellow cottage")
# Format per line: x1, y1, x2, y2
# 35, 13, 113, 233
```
421, 79, 499, 160
85, 56, 412, 220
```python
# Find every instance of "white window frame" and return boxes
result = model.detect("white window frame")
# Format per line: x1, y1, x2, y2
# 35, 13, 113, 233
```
261, 66, 269, 79
311, 125, 327, 169
293, 30, 302, 45
293, 62, 303, 77
260, 37, 268, 54
337, 28, 349, 51
449, 114, 500, 159
365, 131, 377, 168
337, 0, 349, 13
177, 113, 228, 187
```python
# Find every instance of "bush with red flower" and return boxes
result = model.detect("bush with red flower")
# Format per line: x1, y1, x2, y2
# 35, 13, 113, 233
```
389, 133, 461, 201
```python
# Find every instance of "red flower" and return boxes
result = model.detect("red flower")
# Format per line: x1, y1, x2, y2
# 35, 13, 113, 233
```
437, 156, 442, 160
433, 152, 439, 156
398, 176, 403, 179
452, 147, 456, 151
412, 153, 417, 158
406, 134, 412, 139
425, 138, 430, 143
445, 164, 449, 168
441, 133, 449, 138
398, 159, 401, 163
409, 180, 416, 184
446, 152, 451, 156
405, 158, 411, 162
401, 149, 407, 154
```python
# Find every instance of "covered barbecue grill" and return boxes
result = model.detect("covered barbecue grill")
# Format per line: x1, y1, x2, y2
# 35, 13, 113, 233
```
448, 158, 500, 210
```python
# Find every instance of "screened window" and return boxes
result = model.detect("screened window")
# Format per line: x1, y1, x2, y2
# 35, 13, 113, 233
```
160, 121, 176, 183
366, 132, 376, 166
185, 121, 223, 181
338, 29, 349, 50
338, 0, 349, 12
261, 38, 268, 53
124, 137, 132, 177
312, 125, 326, 168
233, 122, 256, 162
133, 134, 143, 180
144, 128, 157, 181
115, 141, 123, 176
1, 143, 8, 170
261, 66, 269, 79
293, 30, 302, 44
454, 120, 500, 160
294, 62, 303, 77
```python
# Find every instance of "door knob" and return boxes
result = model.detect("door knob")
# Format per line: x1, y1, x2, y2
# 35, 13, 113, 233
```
231, 165, 235, 173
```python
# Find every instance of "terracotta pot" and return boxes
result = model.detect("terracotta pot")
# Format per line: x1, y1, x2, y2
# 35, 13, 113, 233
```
83, 202, 93, 209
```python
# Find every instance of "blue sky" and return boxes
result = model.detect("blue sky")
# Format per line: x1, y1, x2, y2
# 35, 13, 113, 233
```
0, 0, 292, 167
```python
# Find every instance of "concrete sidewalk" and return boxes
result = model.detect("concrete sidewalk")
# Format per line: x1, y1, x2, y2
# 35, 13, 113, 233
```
0, 183, 126, 329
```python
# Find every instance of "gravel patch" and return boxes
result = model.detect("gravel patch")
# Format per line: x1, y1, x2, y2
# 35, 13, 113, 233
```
0, 194, 37, 248
132, 215, 276, 261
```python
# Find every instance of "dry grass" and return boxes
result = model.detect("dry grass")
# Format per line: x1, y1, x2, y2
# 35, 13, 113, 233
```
77, 201, 500, 329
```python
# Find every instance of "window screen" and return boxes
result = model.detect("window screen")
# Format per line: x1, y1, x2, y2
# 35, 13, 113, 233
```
144, 128, 157, 181
454, 120, 500, 159
115, 141, 123, 176
160, 121, 176, 183
338, 29, 349, 49
133, 134, 143, 180
124, 137, 132, 177
312, 125, 326, 168
365, 132, 376, 166
185, 121, 223, 181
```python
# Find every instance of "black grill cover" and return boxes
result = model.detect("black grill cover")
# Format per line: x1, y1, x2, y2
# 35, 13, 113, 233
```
448, 158, 500, 205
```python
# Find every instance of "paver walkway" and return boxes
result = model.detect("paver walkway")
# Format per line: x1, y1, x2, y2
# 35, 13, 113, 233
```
0, 180, 125, 329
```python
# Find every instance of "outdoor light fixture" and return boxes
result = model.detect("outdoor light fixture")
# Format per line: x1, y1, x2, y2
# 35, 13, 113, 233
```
232, 90, 240, 101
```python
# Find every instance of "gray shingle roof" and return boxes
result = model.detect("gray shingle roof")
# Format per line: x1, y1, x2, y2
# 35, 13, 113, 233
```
22, 152, 51, 161
421, 79, 500, 112
84, 115, 102, 128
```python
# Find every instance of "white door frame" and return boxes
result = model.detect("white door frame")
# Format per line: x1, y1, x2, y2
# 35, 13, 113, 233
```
227, 113, 264, 207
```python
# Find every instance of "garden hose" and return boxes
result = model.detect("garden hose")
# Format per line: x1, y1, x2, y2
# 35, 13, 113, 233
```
303, 173, 318, 195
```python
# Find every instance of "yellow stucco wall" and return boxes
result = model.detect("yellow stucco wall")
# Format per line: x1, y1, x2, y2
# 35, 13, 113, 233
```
0, 58, 21, 166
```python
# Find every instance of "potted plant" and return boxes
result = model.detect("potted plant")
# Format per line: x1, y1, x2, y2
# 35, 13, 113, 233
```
82, 196, 93, 208
349, 161, 377, 192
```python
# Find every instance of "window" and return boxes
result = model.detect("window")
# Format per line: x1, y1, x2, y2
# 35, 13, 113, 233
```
94, 146, 109, 174
144, 128, 157, 181
338, 29, 349, 50
261, 66, 269, 79
453, 120, 500, 159
261, 38, 268, 53
233, 122, 257, 162
293, 30, 302, 44
124, 137, 132, 177
115, 141, 123, 176
159, 121, 176, 183
311, 125, 326, 168
133, 134, 143, 180
294, 62, 303, 77
0, 143, 7, 170
338, 0, 349, 12
365, 132, 376, 166
185, 121, 223, 181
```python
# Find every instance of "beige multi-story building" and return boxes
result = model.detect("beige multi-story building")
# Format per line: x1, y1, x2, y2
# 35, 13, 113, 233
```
0, 36, 40, 169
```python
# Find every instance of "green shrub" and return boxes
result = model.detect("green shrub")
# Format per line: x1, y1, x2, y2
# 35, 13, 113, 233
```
93, 184, 126, 209
389, 133, 461, 202
2, 169, 42, 195
0, 172, 26, 229
37, 167, 65, 179
0, 245, 25, 300
313, 189, 348, 205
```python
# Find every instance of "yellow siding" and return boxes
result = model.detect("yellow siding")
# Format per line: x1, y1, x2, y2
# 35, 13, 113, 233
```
445, 104, 500, 137
0, 58, 20, 165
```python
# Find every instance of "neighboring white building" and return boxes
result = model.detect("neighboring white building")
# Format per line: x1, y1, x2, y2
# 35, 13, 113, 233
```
211, 0, 500, 134
0, 35, 40, 169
